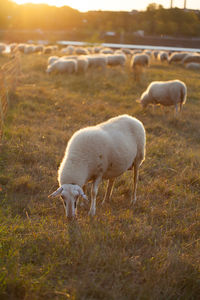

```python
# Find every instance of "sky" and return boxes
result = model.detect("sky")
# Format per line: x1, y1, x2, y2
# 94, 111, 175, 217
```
13, 1, 200, 12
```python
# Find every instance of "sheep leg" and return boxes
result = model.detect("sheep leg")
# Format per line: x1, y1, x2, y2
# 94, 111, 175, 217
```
89, 177, 102, 216
102, 178, 115, 205
174, 103, 178, 115
131, 161, 140, 205
179, 102, 183, 112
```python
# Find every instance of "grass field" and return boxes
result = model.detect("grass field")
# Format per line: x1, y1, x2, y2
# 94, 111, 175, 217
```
0, 53, 200, 300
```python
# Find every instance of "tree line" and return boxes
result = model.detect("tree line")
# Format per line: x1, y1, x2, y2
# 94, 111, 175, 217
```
1, 1, 200, 37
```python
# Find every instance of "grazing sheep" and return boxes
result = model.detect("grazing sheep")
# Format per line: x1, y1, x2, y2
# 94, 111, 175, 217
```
49, 114, 146, 218
100, 48, 114, 54
138, 80, 187, 114
61, 45, 74, 55
107, 54, 126, 66
130, 54, 149, 81
87, 55, 107, 69
24, 45, 35, 54
75, 47, 89, 55
131, 53, 149, 69
34, 45, 44, 53
168, 52, 188, 64
17, 43, 26, 53
158, 51, 168, 62
46, 59, 77, 74
43, 46, 53, 54
182, 54, 200, 64
48, 56, 59, 65
185, 62, 200, 70
77, 56, 89, 73
121, 48, 132, 55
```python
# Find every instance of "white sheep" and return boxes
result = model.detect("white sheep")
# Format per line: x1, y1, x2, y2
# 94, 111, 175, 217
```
49, 114, 146, 218
46, 59, 77, 74
158, 51, 168, 62
130, 54, 149, 81
168, 52, 188, 64
47, 56, 59, 65
182, 53, 200, 64
107, 54, 126, 67
100, 48, 114, 54
137, 80, 187, 114
61, 45, 74, 55
76, 56, 89, 73
130, 53, 149, 69
87, 55, 107, 69
185, 62, 200, 70
75, 47, 89, 55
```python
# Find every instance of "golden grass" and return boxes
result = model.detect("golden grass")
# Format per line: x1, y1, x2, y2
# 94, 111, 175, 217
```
0, 53, 200, 299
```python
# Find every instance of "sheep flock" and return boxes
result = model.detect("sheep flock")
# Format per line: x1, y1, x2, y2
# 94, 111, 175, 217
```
1, 40, 199, 218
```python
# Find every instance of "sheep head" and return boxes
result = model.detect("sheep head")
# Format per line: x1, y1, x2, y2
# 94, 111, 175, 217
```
48, 184, 88, 218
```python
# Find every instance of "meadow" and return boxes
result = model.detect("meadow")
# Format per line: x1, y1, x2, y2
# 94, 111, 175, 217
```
0, 52, 200, 299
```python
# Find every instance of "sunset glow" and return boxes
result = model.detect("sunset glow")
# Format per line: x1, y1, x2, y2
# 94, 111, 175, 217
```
13, 0, 200, 12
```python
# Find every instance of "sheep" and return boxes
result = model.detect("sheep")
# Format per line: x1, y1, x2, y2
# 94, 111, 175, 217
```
182, 54, 200, 64
130, 53, 149, 81
75, 47, 89, 55
185, 62, 200, 70
24, 45, 35, 54
137, 80, 187, 114
106, 54, 126, 66
17, 43, 26, 53
121, 48, 132, 55
34, 45, 44, 53
100, 48, 114, 54
49, 114, 146, 218
47, 56, 59, 65
131, 53, 149, 69
87, 55, 107, 70
168, 52, 188, 64
76, 56, 89, 73
61, 45, 74, 55
46, 59, 77, 74
158, 51, 168, 62
43, 46, 53, 54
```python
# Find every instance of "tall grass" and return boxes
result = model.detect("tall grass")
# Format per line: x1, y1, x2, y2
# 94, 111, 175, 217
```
0, 53, 200, 299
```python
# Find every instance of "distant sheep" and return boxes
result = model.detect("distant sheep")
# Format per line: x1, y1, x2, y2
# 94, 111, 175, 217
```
138, 80, 187, 114
49, 114, 146, 218
46, 59, 77, 74
75, 47, 89, 55
158, 51, 168, 62
61, 45, 74, 55
100, 48, 114, 54
185, 62, 200, 70
131, 53, 149, 69
168, 52, 188, 64
77, 56, 89, 73
130, 54, 149, 81
87, 55, 107, 69
182, 54, 200, 64
107, 54, 126, 66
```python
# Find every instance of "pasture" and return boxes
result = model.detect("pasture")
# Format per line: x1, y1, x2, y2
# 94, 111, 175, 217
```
0, 52, 200, 299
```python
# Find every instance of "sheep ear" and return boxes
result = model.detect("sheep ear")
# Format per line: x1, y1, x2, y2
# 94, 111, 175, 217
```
77, 187, 88, 201
48, 187, 63, 198
136, 99, 141, 103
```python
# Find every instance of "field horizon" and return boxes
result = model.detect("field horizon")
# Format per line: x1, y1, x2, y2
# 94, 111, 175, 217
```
0, 53, 200, 299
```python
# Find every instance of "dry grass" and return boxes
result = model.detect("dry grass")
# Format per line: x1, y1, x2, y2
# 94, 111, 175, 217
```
0, 53, 200, 300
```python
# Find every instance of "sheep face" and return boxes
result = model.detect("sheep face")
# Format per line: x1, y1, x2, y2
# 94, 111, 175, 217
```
140, 93, 149, 108
48, 184, 87, 218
